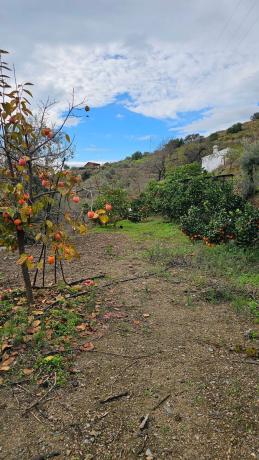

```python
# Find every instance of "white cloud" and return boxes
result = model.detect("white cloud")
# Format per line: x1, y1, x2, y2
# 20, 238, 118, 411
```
1, 0, 259, 134
116, 113, 124, 119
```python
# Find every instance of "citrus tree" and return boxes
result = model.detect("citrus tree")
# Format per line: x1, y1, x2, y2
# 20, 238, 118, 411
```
0, 49, 88, 304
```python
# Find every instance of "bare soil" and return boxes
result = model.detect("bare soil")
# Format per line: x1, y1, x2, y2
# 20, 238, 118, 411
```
0, 232, 258, 460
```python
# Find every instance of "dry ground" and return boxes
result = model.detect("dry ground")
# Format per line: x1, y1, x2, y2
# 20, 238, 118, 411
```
0, 229, 258, 460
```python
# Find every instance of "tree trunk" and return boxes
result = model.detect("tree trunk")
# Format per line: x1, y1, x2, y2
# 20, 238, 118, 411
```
17, 229, 34, 304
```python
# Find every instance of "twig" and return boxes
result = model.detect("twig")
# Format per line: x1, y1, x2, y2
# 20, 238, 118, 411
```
151, 393, 171, 411
139, 414, 149, 430
33, 273, 106, 289
90, 350, 162, 360
232, 359, 259, 365
100, 390, 129, 404
32, 452, 61, 460
22, 372, 57, 415
67, 273, 106, 285
48, 271, 162, 307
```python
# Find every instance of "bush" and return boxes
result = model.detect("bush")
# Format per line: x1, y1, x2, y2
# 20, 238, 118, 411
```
180, 203, 258, 248
250, 112, 259, 121
208, 132, 219, 141
145, 163, 243, 220
234, 204, 259, 247
131, 151, 143, 161
227, 122, 242, 134
94, 187, 130, 221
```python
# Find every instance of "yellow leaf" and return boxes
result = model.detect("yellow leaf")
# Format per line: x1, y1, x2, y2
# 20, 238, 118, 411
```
46, 219, 53, 229
17, 253, 28, 265
35, 233, 42, 241
79, 224, 87, 234
44, 355, 55, 362
37, 260, 44, 270
99, 214, 109, 224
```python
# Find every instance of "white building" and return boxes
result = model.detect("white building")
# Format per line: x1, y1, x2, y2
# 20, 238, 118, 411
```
202, 145, 230, 173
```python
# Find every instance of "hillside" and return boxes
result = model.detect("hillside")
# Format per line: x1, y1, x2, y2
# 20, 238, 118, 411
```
78, 118, 259, 198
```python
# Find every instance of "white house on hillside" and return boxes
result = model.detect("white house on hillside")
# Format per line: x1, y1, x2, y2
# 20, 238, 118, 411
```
202, 145, 230, 172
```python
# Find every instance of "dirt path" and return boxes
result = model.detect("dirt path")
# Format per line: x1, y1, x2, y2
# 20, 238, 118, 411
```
0, 232, 258, 459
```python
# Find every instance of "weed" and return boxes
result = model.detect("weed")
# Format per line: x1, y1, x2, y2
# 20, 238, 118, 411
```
48, 308, 81, 337
104, 244, 115, 257
201, 286, 234, 304
35, 354, 68, 385
232, 297, 259, 319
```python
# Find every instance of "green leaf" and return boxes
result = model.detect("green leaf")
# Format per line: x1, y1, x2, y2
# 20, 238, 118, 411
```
46, 219, 53, 229
23, 89, 33, 97
65, 134, 71, 143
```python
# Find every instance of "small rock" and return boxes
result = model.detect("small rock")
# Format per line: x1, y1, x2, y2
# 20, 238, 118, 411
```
146, 448, 154, 459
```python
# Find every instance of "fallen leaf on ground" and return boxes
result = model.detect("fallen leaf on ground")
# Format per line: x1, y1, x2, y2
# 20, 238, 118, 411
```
76, 323, 87, 331
32, 319, 41, 327
23, 335, 33, 343
0, 365, 10, 372
132, 320, 140, 326
0, 377, 4, 385
103, 312, 127, 320
23, 368, 33, 376
80, 342, 94, 352
143, 313, 150, 318
0, 355, 16, 371
1, 342, 12, 352
27, 325, 40, 334
32, 310, 44, 315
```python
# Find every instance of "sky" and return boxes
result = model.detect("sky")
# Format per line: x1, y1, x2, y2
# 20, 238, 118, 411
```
1, 0, 259, 165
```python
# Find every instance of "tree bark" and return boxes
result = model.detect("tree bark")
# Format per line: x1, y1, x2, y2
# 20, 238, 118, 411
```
17, 229, 34, 304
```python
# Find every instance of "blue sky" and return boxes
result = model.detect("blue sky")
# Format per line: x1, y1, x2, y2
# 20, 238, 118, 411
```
1, 0, 259, 166
67, 100, 210, 164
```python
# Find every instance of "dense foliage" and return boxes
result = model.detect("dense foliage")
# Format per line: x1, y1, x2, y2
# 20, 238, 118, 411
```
94, 187, 130, 223
227, 122, 242, 134
142, 163, 258, 247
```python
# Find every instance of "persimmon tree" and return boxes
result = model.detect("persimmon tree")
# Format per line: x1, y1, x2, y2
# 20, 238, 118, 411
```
0, 49, 88, 304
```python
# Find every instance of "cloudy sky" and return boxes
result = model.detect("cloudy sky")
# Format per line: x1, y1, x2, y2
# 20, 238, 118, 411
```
1, 0, 259, 163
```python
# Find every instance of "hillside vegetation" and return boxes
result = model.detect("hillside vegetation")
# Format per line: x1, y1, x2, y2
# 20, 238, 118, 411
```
79, 118, 259, 198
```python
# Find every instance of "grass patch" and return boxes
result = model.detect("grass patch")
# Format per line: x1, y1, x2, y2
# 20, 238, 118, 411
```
0, 283, 98, 386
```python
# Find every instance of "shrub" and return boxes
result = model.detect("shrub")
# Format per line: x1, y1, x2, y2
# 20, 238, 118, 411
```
234, 204, 259, 247
227, 122, 242, 134
131, 151, 143, 161
94, 187, 130, 221
250, 112, 259, 121
180, 203, 258, 248
208, 132, 219, 141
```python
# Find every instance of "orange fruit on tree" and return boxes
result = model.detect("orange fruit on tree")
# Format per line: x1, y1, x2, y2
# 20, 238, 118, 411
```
41, 128, 51, 136
48, 255, 55, 265
87, 210, 95, 219
72, 196, 80, 203
18, 157, 27, 166
54, 232, 62, 241
105, 203, 112, 211
41, 179, 49, 188
14, 218, 22, 226
27, 255, 34, 262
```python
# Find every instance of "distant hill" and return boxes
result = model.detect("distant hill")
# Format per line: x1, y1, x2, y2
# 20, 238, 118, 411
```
76, 118, 259, 198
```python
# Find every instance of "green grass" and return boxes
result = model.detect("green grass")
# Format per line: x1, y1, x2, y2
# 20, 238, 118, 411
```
93, 218, 259, 290
94, 218, 192, 242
